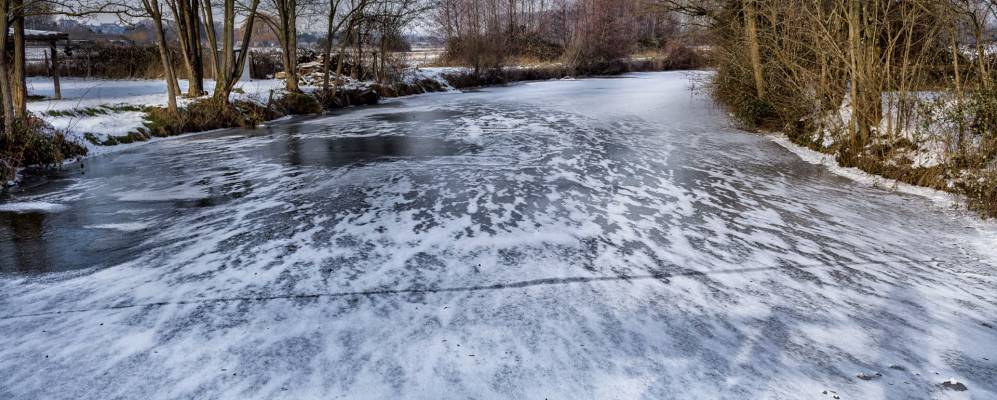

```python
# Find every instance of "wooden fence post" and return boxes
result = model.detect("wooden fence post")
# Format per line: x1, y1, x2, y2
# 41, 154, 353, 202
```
50, 40, 61, 100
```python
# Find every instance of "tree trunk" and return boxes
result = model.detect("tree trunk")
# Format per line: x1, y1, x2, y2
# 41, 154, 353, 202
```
217, 0, 234, 98
202, 0, 222, 84
742, 0, 765, 99
12, 0, 26, 118
322, 0, 340, 92
185, 0, 204, 95
282, 0, 300, 92
148, 0, 179, 114
49, 41, 61, 100
332, 20, 353, 97
950, 25, 964, 153
846, 0, 882, 148
847, 0, 862, 144
218, 0, 261, 100
0, 0, 15, 136
973, 22, 990, 89
170, 0, 205, 97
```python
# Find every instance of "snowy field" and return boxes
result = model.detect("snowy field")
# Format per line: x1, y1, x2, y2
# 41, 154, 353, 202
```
1, 72, 996, 399
25, 77, 286, 152
26, 77, 285, 113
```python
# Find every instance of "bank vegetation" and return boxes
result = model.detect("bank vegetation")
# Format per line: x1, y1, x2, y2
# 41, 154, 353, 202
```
660, 0, 997, 216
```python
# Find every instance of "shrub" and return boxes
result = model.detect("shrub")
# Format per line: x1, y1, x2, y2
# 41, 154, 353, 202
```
961, 171, 997, 218
659, 42, 703, 70
274, 92, 322, 115
314, 88, 380, 108
1, 116, 86, 181
712, 67, 778, 130
516, 32, 564, 61
145, 98, 269, 137
26, 43, 184, 79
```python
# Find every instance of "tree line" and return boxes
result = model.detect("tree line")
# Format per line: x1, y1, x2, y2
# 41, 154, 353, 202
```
0, 0, 426, 134
433, 0, 684, 72
659, 0, 997, 153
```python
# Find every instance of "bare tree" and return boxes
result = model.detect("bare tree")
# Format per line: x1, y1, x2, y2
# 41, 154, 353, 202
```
321, 0, 367, 91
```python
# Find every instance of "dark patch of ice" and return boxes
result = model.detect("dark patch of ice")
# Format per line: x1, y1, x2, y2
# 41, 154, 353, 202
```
940, 380, 968, 391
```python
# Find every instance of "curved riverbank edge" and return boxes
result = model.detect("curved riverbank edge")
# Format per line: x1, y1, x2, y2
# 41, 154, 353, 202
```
768, 133, 960, 207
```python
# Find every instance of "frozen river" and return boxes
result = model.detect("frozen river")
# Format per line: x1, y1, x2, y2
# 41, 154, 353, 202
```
1, 72, 995, 399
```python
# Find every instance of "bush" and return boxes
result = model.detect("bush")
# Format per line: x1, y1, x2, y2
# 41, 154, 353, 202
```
274, 92, 322, 115
712, 67, 779, 130
1, 116, 86, 181
967, 89, 997, 162
961, 172, 997, 218
314, 88, 380, 108
659, 42, 703, 70
144, 98, 269, 137
26, 43, 184, 79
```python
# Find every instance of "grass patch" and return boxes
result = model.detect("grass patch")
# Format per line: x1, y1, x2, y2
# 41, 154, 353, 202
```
43, 104, 146, 118
144, 97, 270, 138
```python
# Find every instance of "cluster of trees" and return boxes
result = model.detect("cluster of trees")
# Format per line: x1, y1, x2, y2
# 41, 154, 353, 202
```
433, 0, 681, 72
0, 0, 425, 136
132, 0, 424, 109
660, 0, 997, 155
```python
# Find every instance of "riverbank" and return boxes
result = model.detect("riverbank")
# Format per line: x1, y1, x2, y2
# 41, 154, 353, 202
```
776, 97, 997, 218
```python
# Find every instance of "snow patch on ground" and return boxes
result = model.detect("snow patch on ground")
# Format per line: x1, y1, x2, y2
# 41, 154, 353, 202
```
406, 67, 469, 90
811, 92, 954, 170
26, 78, 285, 113
46, 111, 148, 144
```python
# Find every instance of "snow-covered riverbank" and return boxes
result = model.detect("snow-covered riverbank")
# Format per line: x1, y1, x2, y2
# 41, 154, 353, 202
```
26, 77, 285, 155
23, 67, 463, 156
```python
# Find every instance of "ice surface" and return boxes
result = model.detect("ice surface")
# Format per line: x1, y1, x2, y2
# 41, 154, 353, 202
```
84, 223, 150, 232
1, 72, 996, 399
